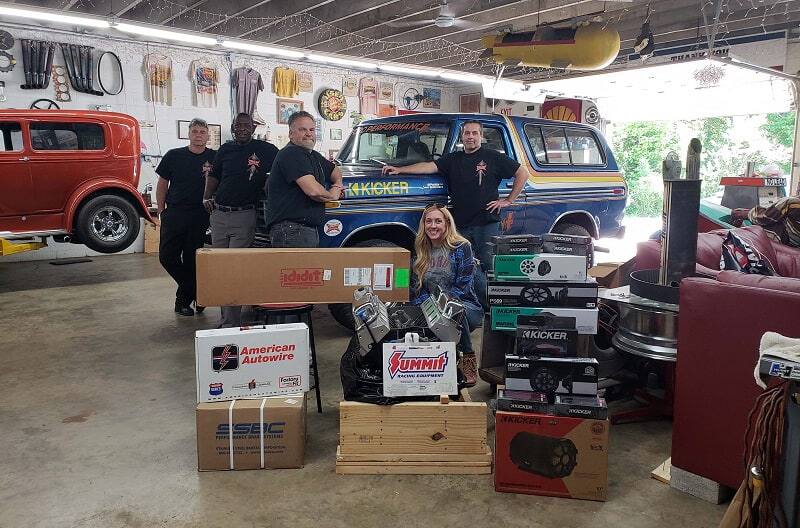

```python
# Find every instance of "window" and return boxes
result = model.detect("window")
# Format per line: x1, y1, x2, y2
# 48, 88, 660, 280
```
30, 122, 105, 151
338, 122, 449, 165
525, 125, 547, 164
566, 128, 603, 165
481, 127, 508, 155
0, 122, 23, 152
541, 126, 570, 165
524, 124, 604, 166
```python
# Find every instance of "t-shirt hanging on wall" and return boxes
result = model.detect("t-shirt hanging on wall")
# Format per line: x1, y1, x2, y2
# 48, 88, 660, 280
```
273, 67, 299, 98
191, 60, 218, 108
233, 67, 264, 118
144, 54, 172, 105
359, 78, 378, 116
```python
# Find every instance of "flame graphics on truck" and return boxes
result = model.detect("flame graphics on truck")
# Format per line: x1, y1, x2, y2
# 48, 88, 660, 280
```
387, 350, 448, 379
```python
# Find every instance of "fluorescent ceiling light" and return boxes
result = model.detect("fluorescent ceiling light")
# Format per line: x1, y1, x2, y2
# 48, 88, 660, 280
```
439, 71, 485, 83
379, 64, 439, 77
307, 54, 376, 70
0, 6, 110, 28
115, 23, 217, 45
222, 40, 305, 58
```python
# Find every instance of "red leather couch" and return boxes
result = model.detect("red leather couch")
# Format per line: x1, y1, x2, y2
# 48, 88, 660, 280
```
635, 226, 800, 489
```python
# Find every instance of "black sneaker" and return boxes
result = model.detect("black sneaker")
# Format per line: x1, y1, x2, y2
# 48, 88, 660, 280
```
175, 302, 194, 317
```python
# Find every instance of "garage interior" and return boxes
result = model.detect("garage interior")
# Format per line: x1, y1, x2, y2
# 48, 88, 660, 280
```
1, 0, 800, 527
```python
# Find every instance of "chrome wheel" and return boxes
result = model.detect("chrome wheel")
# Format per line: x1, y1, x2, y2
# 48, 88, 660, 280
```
90, 205, 129, 243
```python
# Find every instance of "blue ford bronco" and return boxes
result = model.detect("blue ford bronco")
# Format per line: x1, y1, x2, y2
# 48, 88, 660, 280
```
260, 112, 627, 327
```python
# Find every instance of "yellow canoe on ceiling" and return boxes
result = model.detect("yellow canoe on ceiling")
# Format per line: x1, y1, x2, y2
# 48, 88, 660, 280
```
480, 22, 621, 71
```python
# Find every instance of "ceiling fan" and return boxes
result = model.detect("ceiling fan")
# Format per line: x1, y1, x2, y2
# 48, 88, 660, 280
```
387, 0, 487, 30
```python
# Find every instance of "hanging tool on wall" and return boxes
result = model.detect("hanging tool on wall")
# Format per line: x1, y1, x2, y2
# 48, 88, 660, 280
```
20, 40, 55, 89
59, 43, 103, 95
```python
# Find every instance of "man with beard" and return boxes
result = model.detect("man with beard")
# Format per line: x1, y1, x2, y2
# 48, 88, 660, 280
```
156, 118, 216, 316
266, 110, 344, 248
203, 112, 278, 327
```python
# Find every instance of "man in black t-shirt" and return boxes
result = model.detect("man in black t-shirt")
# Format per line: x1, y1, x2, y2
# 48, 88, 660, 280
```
203, 112, 278, 327
383, 121, 530, 304
156, 118, 216, 317
266, 110, 344, 248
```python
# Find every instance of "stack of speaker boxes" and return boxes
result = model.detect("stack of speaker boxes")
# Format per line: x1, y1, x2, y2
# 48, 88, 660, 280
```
489, 234, 610, 501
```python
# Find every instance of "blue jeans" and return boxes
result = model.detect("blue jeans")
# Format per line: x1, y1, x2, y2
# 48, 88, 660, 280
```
458, 301, 484, 354
458, 222, 500, 311
269, 220, 320, 248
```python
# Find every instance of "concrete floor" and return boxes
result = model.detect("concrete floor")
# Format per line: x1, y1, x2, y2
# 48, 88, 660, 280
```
0, 254, 726, 528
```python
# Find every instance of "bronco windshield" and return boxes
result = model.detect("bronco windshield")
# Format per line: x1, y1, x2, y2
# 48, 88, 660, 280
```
337, 121, 450, 166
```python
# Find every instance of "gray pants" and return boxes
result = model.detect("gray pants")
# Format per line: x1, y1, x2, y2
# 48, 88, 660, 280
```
269, 220, 319, 248
210, 208, 256, 327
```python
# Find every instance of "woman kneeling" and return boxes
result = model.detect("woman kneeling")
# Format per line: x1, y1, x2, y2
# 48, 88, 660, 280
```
410, 204, 483, 387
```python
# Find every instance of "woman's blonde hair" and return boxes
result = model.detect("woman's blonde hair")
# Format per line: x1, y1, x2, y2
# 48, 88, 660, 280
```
413, 204, 468, 292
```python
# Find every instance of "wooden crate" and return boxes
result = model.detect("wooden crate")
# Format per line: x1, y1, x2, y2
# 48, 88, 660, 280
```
336, 394, 491, 475
144, 222, 160, 254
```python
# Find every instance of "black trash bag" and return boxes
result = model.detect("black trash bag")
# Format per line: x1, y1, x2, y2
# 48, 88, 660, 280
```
720, 232, 776, 276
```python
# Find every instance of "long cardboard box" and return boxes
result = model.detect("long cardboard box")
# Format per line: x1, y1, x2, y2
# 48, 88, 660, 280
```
196, 247, 410, 306
196, 395, 306, 471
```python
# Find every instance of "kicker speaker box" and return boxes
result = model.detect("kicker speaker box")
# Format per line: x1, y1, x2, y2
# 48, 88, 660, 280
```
496, 388, 552, 414
487, 280, 598, 308
490, 234, 543, 245
495, 411, 609, 501
496, 390, 608, 420
490, 306, 598, 334
542, 233, 594, 267
493, 254, 587, 282
488, 242, 542, 255
515, 315, 578, 357
505, 356, 599, 397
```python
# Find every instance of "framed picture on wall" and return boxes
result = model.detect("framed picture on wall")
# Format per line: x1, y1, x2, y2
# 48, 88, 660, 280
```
423, 88, 441, 109
379, 82, 393, 101
342, 77, 358, 97
298, 71, 313, 93
177, 120, 191, 139
460, 93, 481, 113
276, 98, 304, 125
330, 129, 342, 140
207, 124, 222, 149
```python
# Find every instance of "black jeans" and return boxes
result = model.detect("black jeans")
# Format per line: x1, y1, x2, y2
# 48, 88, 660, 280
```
269, 220, 319, 248
158, 207, 208, 305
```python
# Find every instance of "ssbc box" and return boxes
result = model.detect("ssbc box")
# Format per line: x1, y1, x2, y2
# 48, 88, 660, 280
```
493, 254, 587, 282
487, 280, 598, 308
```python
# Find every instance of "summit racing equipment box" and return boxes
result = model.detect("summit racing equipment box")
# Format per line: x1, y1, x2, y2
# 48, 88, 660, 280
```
495, 411, 609, 501
195, 324, 309, 403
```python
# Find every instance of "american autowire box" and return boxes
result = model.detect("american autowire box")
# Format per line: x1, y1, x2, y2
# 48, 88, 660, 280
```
196, 247, 410, 306
195, 324, 309, 403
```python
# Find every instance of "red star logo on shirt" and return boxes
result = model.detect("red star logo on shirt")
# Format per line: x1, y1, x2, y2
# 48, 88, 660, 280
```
247, 153, 260, 180
476, 160, 487, 186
